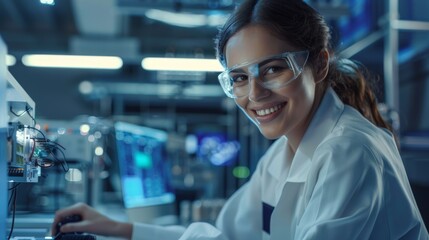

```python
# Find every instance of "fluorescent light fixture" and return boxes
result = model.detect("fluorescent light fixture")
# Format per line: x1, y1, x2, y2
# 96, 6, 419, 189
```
145, 9, 227, 28
79, 81, 224, 98
142, 57, 223, 72
183, 85, 224, 97
40, 0, 55, 5
22, 54, 123, 69
6, 54, 16, 66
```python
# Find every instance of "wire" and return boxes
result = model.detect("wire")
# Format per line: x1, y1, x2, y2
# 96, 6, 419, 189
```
9, 106, 27, 117
7, 187, 14, 207
21, 125, 69, 172
56, 147, 69, 172
7, 184, 18, 240
23, 125, 46, 139
29, 138, 36, 162
10, 106, 36, 126
26, 107, 36, 126
32, 140, 69, 172
8, 183, 21, 191
42, 139, 66, 150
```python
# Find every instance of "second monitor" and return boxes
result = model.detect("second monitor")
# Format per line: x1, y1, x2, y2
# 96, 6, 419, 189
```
114, 121, 176, 224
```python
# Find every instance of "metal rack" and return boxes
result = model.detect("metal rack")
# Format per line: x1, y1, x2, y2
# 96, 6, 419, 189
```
340, 0, 429, 119
1, 35, 37, 237
384, 0, 429, 117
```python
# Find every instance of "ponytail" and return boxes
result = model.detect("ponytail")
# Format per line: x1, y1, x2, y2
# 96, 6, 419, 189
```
325, 58, 398, 145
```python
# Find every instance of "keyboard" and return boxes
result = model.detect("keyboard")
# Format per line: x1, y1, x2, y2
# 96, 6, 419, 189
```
55, 234, 96, 240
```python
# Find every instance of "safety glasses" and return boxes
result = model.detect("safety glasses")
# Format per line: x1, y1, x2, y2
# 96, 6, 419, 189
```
218, 50, 309, 98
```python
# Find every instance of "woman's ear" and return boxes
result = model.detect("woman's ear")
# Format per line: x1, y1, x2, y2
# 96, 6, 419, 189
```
315, 49, 330, 83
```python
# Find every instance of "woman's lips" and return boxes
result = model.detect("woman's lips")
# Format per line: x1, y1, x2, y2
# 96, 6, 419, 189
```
252, 103, 286, 123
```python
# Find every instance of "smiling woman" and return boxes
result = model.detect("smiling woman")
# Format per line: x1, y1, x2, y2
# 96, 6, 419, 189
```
219, 24, 320, 142
50, 0, 429, 239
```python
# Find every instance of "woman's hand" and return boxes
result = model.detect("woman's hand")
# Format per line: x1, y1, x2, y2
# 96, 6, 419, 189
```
51, 202, 133, 239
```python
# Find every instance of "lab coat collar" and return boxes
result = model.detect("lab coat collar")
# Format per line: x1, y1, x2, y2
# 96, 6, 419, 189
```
268, 87, 344, 182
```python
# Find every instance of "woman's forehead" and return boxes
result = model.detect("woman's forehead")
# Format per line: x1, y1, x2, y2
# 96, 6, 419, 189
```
224, 25, 294, 68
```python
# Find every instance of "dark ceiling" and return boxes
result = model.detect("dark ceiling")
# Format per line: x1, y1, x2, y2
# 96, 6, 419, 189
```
1, 0, 238, 120
0, 0, 226, 58
1, 0, 428, 123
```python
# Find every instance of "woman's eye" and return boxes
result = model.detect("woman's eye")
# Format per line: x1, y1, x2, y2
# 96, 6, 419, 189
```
265, 66, 283, 74
231, 74, 248, 85
262, 60, 291, 76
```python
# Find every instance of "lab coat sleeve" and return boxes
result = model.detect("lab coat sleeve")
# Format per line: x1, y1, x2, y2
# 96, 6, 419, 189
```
214, 169, 263, 240
295, 136, 384, 240
216, 159, 264, 240
131, 222, 186, 240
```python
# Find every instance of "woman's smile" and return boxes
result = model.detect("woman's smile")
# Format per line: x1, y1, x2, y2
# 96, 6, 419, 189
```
251, 102, 287, 123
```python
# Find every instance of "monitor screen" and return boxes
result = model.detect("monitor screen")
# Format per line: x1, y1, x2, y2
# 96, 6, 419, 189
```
114, 121, 175, 208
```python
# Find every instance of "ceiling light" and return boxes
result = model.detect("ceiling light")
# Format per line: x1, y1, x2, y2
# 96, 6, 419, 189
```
40, 0, 55, 5
22, 54, 123, 69
142, 57, 223, 72
145, 9, 227, 28
6, 54, 16, 66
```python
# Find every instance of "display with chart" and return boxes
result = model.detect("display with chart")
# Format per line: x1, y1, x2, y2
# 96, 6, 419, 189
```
114, 121, 175, 209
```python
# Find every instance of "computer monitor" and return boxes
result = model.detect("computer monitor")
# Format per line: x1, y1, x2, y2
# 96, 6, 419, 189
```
114, 121, 176, 223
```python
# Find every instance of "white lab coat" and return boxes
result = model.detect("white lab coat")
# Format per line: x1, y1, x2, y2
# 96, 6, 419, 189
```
132, 87, 429, 240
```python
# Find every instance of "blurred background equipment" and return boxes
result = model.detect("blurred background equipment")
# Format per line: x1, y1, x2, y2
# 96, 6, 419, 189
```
1, 0, 429, 235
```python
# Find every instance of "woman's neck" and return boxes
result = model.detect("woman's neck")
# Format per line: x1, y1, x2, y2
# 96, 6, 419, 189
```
286, 87, 326, 155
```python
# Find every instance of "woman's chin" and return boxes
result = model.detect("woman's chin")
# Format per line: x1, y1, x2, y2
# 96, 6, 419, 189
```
258, 127, 284, 140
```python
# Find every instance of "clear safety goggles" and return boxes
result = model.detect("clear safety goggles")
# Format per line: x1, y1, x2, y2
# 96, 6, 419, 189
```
218, 50, 309, 98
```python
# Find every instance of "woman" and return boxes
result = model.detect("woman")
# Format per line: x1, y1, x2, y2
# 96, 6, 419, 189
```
52, 0, 428, 239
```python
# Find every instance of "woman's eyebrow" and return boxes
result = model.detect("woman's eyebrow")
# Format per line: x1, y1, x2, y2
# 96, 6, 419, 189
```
229, 67, 248, 74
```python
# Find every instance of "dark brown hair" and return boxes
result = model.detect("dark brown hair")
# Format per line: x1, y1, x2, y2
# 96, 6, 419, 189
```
215, 0, 394, 137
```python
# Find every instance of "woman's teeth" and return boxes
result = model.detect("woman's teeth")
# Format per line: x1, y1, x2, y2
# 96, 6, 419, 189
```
256, 104, 282, 116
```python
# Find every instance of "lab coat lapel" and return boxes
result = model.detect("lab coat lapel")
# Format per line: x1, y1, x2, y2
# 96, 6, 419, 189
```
270, 181, 306, 239
270, 146, 310, 239
269, 88, 344, 239
296, 87, 344, 161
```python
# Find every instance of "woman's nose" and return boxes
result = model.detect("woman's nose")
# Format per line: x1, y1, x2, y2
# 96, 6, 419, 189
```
248, 77, 270, 102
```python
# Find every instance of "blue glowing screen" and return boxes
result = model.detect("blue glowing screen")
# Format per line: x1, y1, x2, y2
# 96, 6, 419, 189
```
114, 122, 175, 208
